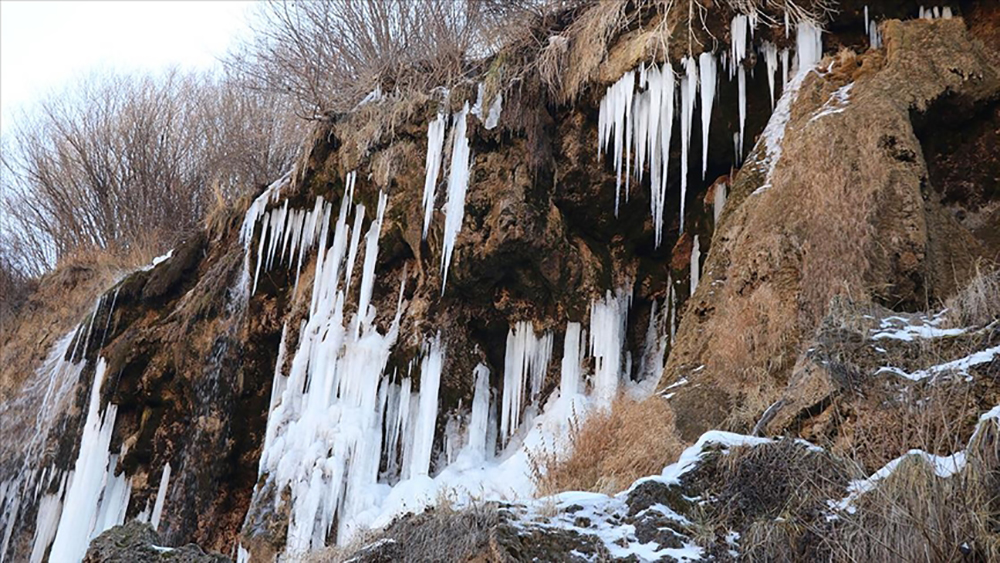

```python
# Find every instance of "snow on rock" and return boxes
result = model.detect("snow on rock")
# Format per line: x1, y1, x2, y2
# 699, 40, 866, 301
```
876, 345, 1000, 381
869, 313, 968, 341
830, 403, 1000, 513
808, 82, 854, 123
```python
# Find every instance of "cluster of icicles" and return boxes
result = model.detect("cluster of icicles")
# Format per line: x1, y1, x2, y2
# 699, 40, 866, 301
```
0, 300, 172, 563
236, 177, 673, 559
595, 18, 824, 247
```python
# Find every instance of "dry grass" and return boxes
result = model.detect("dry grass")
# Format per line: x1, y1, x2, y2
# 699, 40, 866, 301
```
531, 396, 683, 496
944, 262, 1000, 329
0, 245, 147, 400
827, 415, 1000, 562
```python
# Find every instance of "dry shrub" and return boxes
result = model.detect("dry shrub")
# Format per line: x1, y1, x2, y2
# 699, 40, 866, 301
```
944, 262, 1000, 329
532, 396, 683, 496
827, 417, 1000, 562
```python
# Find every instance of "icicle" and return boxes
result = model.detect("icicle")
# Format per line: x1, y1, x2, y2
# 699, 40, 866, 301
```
484, 93, 503, 130
344, 204, 365, 296
597, 71, 635, 217
942, 7, 953, 18
730, 15, 749, 80
869, 21, 882, 49
410, 335, 444, 477
441, 103, 472, 293
589, 289, 631, 408
421, 113, 447, 239
690, 235, 701, 296
780, 49, 790, 90
699, 52, 717, 180
762, 42, 778, 108
737, 65, 747, 161
560, 322, 584, 400
150, 463, 171, 531
713, 180, 728, 225
679, 57, 698, 234
464, 364, 491, 461
499, 322, 553, 442
934, 7, 941, 19
795, 21, 823, 74
864, 6, 869, 33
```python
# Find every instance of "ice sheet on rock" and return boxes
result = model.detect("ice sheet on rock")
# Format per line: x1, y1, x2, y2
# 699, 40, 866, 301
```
441, 103, 472, 293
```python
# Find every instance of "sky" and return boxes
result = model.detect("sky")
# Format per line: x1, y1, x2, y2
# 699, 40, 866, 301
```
0, 0, 256, 133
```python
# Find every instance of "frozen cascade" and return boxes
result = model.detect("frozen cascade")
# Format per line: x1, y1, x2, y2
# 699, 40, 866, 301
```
762, 42, 779, 108
679, 57, 698, 234
421, 113, 447, 239
150, 463, 171, 531
780, 49, 790, 89
590, 289, 631, 407
28, 474, 66, 563
250, 184, 403, 553
699, 52, 717, 180
0, 329, 84, 563
690, 235, 701, 296
500, 322, 555, 443
441, 102, 472, 293
49, 359, 130, 563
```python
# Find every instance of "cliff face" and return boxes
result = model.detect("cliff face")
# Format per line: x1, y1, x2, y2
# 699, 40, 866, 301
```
1, 3, 999, 563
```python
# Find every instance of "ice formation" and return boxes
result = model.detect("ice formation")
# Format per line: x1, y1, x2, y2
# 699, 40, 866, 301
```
598, 70, 635, 217
440, 102, 472, 293
590, 289, 631, 407
762, 42, 778, 108
690, 236, 701, 296
699, 52, 717, 180
500, 322, 554, 443
679, 56, 698, 234
421, 113, 447, 239
919, 6, 953, 19
150, 463, 171, 531
754, 20, 825, 193
484, 92, 503, 130
713, 180, 728, 225
49, 359, 131, 563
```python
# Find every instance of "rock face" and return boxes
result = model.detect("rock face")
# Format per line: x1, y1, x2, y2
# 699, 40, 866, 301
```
661, 16, 1000, 441
84, 522, 230, 563
2, 4, 999, 563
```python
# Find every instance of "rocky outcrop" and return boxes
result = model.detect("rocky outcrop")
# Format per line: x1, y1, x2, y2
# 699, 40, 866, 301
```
661, 17, 1000, 440
84, 522, 229, 563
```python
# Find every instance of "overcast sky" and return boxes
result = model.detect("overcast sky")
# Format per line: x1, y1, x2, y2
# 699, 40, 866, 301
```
1, 0, 255, 133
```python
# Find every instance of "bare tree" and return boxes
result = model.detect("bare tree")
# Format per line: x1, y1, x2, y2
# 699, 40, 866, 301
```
227, 0, 542, 116
1, 68, 303, 276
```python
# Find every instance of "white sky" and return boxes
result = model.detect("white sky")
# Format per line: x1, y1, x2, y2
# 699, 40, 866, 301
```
0, 0, 256, 133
